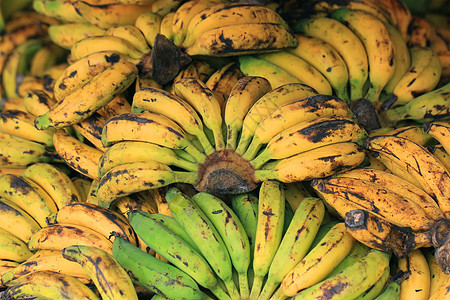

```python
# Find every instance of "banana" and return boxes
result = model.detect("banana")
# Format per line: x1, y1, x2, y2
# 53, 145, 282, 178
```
230, 193, 259, 255
383, 125, 434, 146
0, 260, 19, 281
106, 24, 151, 54
0, 136, 59, 168
62, 244, 138, 300
112, 191, 158, 216
237, 55, 302, 90
192, 192, 251, 299
235, 82, 317, 155
398, 249, 431, 300
159, 12, 176, 42
35, 60, 138, 129
424, 120, 450, 154
224, 76, 272, 150
375, 280, 401, 299
0, 228, 33, 263
255, 142, 366, 183
429, 144, 450, 172
98, 140, 198, 178
72, 1, 156, 29
381, 81, 450, 125
3, 10, 59, 33
390, 47, 442, 107
336, 168, 445, 221
365, 134, 450, 218
28, 43, 66, 78
28, 223, 114, 254
71, 177, 92, 202
313, 175, 435, 231
173, 76, 225, 150
408, 15, 438, 48
16, 76, 46, 99
291, 249, 390, 300
283, 181, 312, 212
182, 2, 289, 48
250, 180, 285, 299
425, 248, 449, 296
242, 95, 353, 161
32, 0, 85, 23
344, 209, 432, 257
0, 110, 55, 147
134, 12, 162, 48
52, 129, 103, 180
101, 111, 206, 163
326, 241, 371, 279
2, 270, 99, 300
97, 93, 132, 119
184, 22, 298, 57
287, 33, 350, 101
73, 112, 108, 151
96, 161, 197, 209
258, 197, 325, 300
271, 222, 355, 299
250, 116, 367, 169
429, 275, 450, 299
112, 235, 208, 300
257, 51, 333, 96
1, 252, 91, 285
127, 210, 224, 297
132, 87, 215, 155
165, 186, 237, 299
48, 22, 106, 50
0, 173, 57, 228
295, 17, 368, 100
55, 202, 137, 245
354, 264, 390, 299
23, 89, 56, 117
171, 59, 215, 85
205, 62, 244, 108
0, 197, 41, 243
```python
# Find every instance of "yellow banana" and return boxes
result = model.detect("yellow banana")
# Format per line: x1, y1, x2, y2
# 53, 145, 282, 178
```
287, 33, 350, 101
62, 245, 138, 300
429, 275, 450, 299
425, 248, 449, 296
295, 17, 368, 100
250, 180, 285, 299
16, 76, 47, 99
32, 0, 85, 23
35, 60, 138, 129
354, 265, 390, 299
29, 43, 67, 77
383, 125, 434, 146
398, 249, 431, 300
408, 15, 438, 48
365, 134, 450, 218
235, 82, 317, 155
52, 129, 103, 180
48, 22, 106, 50
0, 228, 33, 263
73, 113, 108, 151
429, 145, 450, 172
184, 22, 298, 57
3, 10, 58, 33
97, 93, 132, 119
242, 95, 353, 161
0, 260, 19, 281
28, 223, 114, 254
424, 120, 450, 155
0, 137, 60, 168
23, 89, 56, 117
205, 61, 244, 108
71, 177, 92, 202
283, 181, 312, 212
106, 24, 150, 54
250, 116, 367, 169
159, 12, 176, 42
134, 12, 162, 48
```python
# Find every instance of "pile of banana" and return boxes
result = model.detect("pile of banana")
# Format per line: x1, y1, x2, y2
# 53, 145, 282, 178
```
0, 0, 449, 298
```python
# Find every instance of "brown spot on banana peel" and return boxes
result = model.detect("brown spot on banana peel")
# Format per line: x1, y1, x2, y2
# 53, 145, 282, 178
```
0, 201, 22, 216
7, 175, 33, 195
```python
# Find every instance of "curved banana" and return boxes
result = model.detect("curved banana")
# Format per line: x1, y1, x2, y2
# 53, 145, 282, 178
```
424, 120, 450, 154
224, 76, 272, 150
429, 275, 450, 299
0, 228, 33, 263
29, 43, 67, 77
398, 249, 431, 300
192, 192, 251, 299
295, 17, 368, 100
132, 87, 214, 154
383, 125, 434, 146
172, 76, 225, 150
235, 82, 317, 155
250, 180, 285, 299
375, 280, 401, 299
48, 22, 106, 50
184, 22, 298, 57
134, 12, 162, 48
32, 0, 85, 23
287, 34, 350, 101
242, 95, 353, 161
23, 89, 56, 117
71, 177, 92, 202
331, 8, 395, 104
425, 249, 450, 296
0, 137, 59, 168
205, 62, 244, 107
73, 112, 108, 151
250, 116, 367, 169
365, 134, 450, 218
259, 197, 325, 300
62, 244, 138, 300
230, 193, 259, 255
159, 12, 176, 42
354, 265, 390, 299
97, 93, 132, 119
429, 145, 450, 172
106, 24, 150, 54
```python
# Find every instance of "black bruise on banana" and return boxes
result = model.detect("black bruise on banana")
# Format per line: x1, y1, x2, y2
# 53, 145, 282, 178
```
7, 175, 33, 195
0, 201, 21, 215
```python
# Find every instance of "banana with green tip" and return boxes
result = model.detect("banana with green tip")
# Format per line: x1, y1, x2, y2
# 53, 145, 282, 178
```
173, 76, 225, 150
96, 161, 198, 209
254, 142, 366, 183
159, 12, 176, 42
292, 249, 390, 300
101, 111, 206, 163
165, 187, 237, 300
52, 129, 103, 180
287, 34, 350, 101
235, 82, 317, 155
331, 8, 395, 104
250, 116, 367, 169
258, 197, 325, 300
3, 270, 99, 300
242, 94, 353, 161
0, 137, 60, 168
374, 280, 400, 299
295, 17, 368, 100
62, 244, 138, 300
112, 235, 210, 300
23, 89, 55, 117
326, 241, 371, 279
132, 87, 215, 155
250, 180, 285, 300
192, 192, 251, 299
354, 263, 390, 299
48, 22, 106, 50
0, 228, 33, 263
224, 76, 272, 150
398, 249, 431, 299
35, 59, 138, 129
32, 0, 85, 23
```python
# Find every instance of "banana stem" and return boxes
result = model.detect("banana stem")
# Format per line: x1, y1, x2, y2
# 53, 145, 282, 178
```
183, 142, 206, 164
173, 156, 199, 172
238, 271, 250, 300
250, 151, 271, 169
209, 283, 232, 300
254, 169, 278, 182
224, 277, 240, 300
269, 287, 288, 300
259, 278, 279, 300
249, 274, 264, 300
173, 171, 199, 185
